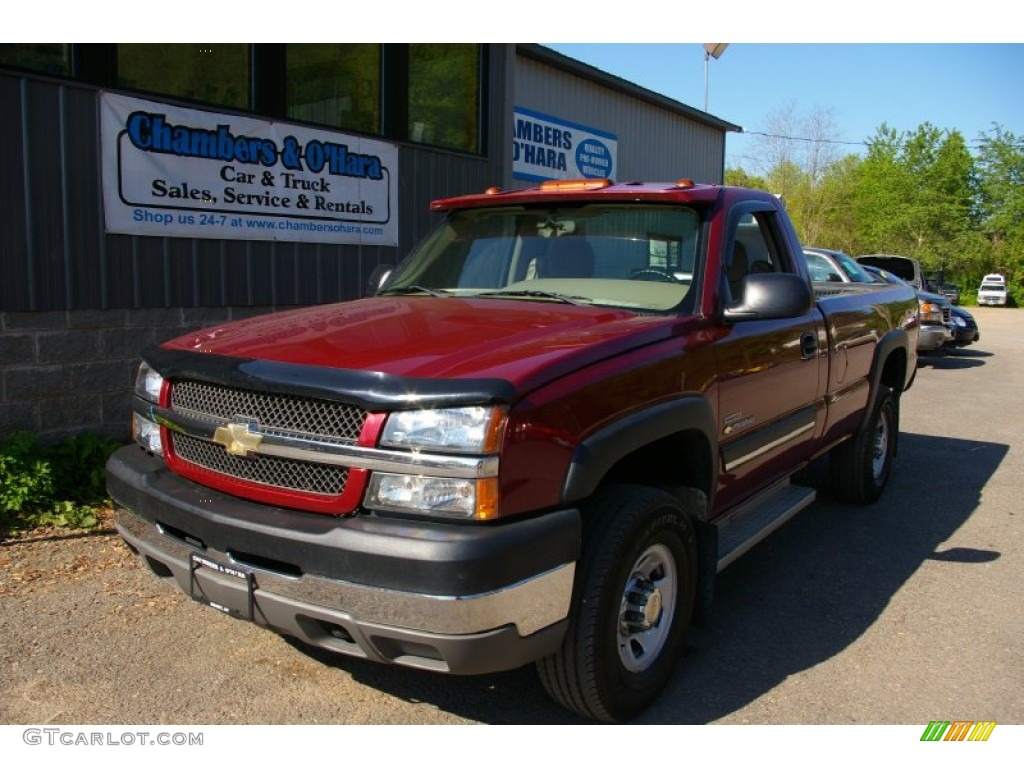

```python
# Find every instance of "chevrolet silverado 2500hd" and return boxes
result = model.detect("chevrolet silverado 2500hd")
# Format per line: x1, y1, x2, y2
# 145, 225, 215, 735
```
108, 180, 919, 722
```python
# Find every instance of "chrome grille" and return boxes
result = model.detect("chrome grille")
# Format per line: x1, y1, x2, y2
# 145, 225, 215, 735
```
171, 379, 365, 442
942, 307, 951, 324
172, 432, 349, 496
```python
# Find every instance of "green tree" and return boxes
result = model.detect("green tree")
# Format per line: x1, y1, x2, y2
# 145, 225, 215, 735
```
750, 103, 844, 247
850, 124, 916, 254
850, 123, 978, 282
767, 160, 810, 237
727, 112, 1023, 302
815, 154, 863, 254
724, 167, 769, 190
903, 125, 976, 280
975, 124, 1024, 300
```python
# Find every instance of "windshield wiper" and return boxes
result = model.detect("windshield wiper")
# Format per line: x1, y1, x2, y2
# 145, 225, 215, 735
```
380, 285, 452, 298
478, 289, 592, 305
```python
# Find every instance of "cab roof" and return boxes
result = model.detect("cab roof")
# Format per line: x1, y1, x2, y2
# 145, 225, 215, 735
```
430, 179, 747, 212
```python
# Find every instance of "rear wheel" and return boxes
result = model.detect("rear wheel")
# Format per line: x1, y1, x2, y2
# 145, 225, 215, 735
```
830, 386, 897, 504
537, 485, 698, 722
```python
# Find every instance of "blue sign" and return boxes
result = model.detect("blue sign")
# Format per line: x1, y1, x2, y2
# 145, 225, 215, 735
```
513, 107, 617, 182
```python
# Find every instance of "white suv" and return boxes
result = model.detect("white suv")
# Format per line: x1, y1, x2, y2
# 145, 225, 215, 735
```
977, 274, 1007, 306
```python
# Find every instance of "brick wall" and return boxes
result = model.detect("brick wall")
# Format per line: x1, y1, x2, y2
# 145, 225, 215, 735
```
0, 307, 274, 444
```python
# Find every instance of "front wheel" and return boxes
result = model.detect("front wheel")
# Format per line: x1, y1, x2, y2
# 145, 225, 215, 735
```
537, 485, 698, 722
830, 385, 897, 504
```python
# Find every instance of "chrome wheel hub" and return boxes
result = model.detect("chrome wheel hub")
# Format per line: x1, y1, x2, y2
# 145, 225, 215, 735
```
872, 409, 890, 479
618, 543, 677, 673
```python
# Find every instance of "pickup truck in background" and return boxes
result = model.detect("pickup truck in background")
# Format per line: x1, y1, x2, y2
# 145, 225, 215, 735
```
940, 284, 961, 305
108, 180, 919, 722
861, 265, 954, 354
856, 253, 926, 291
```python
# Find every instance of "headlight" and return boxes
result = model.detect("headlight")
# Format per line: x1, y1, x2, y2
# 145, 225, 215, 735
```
132, 412, 164, 456
133, 362, 165, 454
365, 474, 499, 519
954, 316, 966, 327
381, 406, 506, 454
919, 301, 943, 323
134, 361, 165, 403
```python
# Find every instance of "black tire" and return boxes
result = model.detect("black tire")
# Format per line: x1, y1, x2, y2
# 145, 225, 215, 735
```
830, 385, 897, 504
536, 485, 698, 722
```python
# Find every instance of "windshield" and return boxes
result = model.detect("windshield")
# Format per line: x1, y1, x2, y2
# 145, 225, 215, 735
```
802, 249, 874, 283
804, 252, 844, 282
381, 204, 702, 313
833, 252, 876, 283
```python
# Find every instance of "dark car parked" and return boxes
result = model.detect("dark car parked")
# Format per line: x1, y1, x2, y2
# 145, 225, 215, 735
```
948, 304, 979, 348
862, 264, 954, 355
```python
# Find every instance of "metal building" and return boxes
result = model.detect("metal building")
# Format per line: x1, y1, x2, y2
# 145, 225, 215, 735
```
514, 45, 736, 186
0, 43, 738, 440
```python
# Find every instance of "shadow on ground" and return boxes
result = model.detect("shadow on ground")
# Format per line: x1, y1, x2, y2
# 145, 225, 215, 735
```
918, 348, 991, 369
287, 432, 1008, 725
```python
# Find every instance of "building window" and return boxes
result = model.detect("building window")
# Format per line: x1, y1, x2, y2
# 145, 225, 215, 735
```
2, 43, 488, 154
116, 44, 250, 110
0, 44, 70, 75
286, 44, 380, 134
408, 44, 480, 153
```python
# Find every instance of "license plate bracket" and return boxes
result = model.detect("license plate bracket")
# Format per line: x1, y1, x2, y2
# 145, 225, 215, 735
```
189, 552, 255, 621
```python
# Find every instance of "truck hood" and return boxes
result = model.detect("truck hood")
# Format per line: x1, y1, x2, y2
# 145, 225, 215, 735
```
162, 296, 684, 397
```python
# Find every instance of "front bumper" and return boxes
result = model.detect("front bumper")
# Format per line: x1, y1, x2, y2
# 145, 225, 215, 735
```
950, 323, 979, 346
917, 323, 953, 353
108, 446, 578, 674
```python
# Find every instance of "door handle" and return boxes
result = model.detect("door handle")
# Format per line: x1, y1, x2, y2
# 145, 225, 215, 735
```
800, 331, 817, 359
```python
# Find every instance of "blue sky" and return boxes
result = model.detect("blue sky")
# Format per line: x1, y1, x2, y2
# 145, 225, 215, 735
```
542, 43, 1024, 171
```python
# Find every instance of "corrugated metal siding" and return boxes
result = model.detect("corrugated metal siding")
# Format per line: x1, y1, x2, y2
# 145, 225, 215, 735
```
514, 56, 727, 185
0, 76, 30, 311
0, 48, 509, 313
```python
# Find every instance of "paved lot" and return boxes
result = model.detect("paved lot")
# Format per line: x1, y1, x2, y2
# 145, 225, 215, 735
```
1, 307, 1021, 728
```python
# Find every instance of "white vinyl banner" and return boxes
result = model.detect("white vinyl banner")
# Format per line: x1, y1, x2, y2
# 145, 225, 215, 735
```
101, 93, 399, 246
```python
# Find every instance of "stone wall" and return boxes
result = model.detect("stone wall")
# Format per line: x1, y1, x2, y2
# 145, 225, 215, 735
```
0, 307, 274, 444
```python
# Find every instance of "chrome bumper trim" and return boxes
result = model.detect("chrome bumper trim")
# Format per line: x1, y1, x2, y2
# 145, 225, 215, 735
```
116, 507, 574, 637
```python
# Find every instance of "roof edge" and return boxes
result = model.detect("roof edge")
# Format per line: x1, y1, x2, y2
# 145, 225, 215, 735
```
516, 43, 743, 134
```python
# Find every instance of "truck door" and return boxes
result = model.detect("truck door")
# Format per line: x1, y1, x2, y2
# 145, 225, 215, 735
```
713, 209, 827, 513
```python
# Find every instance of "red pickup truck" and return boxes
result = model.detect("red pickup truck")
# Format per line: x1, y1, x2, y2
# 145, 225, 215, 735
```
108, 179, 919, 722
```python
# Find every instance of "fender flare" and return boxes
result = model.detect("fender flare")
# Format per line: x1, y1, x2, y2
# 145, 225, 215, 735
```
562, 396, 718, 520
860, 328, 911, 433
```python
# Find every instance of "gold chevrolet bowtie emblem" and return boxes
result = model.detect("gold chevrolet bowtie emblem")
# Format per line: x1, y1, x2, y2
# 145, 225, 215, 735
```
212, 422, 262, 457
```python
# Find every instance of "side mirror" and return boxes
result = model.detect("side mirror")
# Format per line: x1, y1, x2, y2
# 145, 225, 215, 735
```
723, 272, 814, 322
365, 264, 393, 296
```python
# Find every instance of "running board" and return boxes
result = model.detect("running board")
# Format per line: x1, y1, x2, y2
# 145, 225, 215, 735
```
714, 480, 817, 572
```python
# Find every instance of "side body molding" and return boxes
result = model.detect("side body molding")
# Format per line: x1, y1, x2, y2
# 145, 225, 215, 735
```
562, 396, 718, 519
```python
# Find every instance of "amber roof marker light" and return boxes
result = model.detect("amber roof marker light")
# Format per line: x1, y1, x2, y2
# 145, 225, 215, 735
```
539, 179, 613, 192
